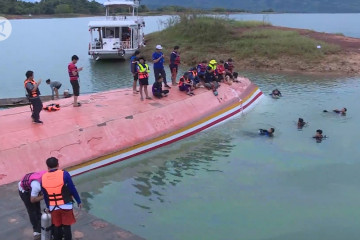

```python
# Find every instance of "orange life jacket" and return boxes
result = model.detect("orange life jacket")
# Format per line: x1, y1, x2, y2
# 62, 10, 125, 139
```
42, 170, 72, 208
24, 79, 40, 98
43, 104, 60, 111
178, 77, 191, 86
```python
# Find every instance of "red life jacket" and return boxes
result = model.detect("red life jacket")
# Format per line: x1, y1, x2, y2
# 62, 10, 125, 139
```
68, 63, 79, 80
24, 79, 40, 98
43, 104, 60, 111
20, 171, 47, 192
171, 51, 181, 65
217, 64, 225, 75
197, 63, 207, 73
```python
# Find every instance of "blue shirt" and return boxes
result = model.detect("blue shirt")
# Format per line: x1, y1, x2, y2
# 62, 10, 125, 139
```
130, 55, 138, 73
152, 51, 164, 69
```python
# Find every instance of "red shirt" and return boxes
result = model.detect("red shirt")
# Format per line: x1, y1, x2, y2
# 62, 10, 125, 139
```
68, 62, 78, 81
217, 64, 225, 75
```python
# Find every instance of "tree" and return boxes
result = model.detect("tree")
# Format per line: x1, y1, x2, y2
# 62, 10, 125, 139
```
55, 4, 73, 14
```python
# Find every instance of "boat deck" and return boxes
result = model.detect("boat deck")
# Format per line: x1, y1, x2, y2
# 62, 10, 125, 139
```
0, 78, 261, 186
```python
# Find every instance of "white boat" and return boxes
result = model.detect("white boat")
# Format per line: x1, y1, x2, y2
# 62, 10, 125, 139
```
88, 0, 145, 60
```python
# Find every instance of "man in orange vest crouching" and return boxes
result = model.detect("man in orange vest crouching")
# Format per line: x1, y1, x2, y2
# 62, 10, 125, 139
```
42, 157, 82, 240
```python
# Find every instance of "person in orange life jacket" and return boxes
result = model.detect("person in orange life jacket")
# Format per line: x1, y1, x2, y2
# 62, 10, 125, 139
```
43, 103, 60, 111
152, 45, 171, 88
152, 75, 169, 98
68, 55, 83, 107
204, 66, 219, 96
137, 57, 152, 101
187, 67, 201, 88
18, 171, 47, 239
24, 70, 43, 124
217, 60, 226, 82
197, 60, 208, 81
42, 157, 82, 240
169, 45, 180, 86
130, 50, 140, 94
178, 72, 195, 96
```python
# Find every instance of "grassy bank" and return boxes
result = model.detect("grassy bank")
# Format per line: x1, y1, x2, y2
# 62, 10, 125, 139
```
141, 15, 341, 69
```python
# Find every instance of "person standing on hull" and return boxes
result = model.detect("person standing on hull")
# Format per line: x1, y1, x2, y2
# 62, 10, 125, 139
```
68, 55, 83, 107
24, 70, 43, 124
169, 45, 180, 86
42, 157, 82, 240
152, 45, 171, 88
18, 171, 47, 240
130, 50, 140, 94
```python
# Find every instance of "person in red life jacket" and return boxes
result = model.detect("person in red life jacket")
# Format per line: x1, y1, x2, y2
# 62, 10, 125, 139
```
130, 50, 140, 94
204, 66, 219, 96
217, 60, 226, 82
152, 75, 169, 98
169, 45, 180, 86
197, 60, 207, 81
137, 56, 152, 101
68, 55, 83, 107
24, 70, 43, 124
42, 157, 82, 240
18, 170, 47, 240
178, 72, 194, 96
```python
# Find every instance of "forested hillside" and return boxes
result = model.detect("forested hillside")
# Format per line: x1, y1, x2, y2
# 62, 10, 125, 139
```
142, 0, 360, 13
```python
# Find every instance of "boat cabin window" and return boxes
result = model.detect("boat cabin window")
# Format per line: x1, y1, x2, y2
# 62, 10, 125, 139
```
102, 27, 120, 38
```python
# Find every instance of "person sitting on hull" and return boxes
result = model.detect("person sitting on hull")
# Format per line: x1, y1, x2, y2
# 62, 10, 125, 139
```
259, 128, 275, 137
204, 66, 219, 96
323, 107, 347, 115
152, 75, 169, 98
178, 72, 195, 96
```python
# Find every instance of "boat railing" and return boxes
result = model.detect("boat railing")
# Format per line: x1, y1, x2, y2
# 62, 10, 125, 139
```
90, 40, 132, 50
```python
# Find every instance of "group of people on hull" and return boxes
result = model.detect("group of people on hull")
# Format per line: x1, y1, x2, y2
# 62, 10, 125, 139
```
261, 88, 347, 142
130, 45, 240, 100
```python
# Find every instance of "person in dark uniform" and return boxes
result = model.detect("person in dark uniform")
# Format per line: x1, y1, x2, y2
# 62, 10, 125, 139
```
24, 70, 43, 124
130, 50, 140, 94
259, 128, 275, 137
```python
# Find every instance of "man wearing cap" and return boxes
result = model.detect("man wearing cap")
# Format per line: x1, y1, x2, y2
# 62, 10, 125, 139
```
152, 45, 171, 88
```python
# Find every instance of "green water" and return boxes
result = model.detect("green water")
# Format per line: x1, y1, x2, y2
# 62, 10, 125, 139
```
75, 74, 360, 240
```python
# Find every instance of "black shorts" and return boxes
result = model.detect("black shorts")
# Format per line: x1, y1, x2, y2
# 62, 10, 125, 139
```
139, 78, 149, 86
55, 84, 62, 90
70, 80, 80, 96
133, 73, 138, 81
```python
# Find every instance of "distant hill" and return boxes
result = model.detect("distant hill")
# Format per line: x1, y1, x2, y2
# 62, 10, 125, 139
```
141, 0, 360, 13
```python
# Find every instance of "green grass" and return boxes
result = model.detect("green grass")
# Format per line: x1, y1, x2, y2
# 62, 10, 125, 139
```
141, 16, 341, 66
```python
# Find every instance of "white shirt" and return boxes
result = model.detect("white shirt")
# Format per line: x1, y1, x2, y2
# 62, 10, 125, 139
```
18, 180, 41, 197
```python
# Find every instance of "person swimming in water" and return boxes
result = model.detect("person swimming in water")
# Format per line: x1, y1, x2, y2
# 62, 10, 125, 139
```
297, 118, 306, 129
323, 107, 347, 115
313, 129, 326, 142
271, 89, 282, 98
259, 128, 275, 137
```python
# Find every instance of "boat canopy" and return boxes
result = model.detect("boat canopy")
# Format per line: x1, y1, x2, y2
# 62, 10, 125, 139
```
104, 1, 139, 8
88, 21, 137, 28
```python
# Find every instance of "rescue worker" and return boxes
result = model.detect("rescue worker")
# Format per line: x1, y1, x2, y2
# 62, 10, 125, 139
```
204, 66, 219, 96
169, 46, 180, 86
137, 57, 152, 101
130, 50, 140, 94
42, 157, 82, 240
18, 171, 47, 240
24, 70, 43, 124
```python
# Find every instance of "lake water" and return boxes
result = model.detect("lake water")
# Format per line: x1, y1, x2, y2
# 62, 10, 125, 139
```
1, 14, 360, 240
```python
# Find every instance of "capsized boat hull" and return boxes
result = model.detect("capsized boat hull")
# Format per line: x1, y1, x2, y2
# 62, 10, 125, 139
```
0, 78, 263, 185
